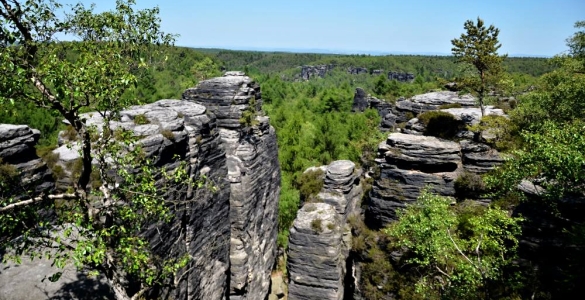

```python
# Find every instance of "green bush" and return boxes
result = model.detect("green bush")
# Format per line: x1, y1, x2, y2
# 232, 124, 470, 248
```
133, 114, 150, 125
454, 171, 486, 200
310, 218, 323, 233
418, 110, 463, 139
296, 169, 324, 202
468, 115, 520, 151
439, 103, 463, 109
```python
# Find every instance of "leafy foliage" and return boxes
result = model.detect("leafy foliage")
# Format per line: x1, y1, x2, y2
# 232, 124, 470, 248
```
417, 110, 464, 139
384, 191, 523, 299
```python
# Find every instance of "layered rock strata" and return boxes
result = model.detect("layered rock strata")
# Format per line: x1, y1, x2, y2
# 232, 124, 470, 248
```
300, 65, 336, 80
351, 88, 397, 130
0, 124, 54, 195
1, 99, 231, 300
287, 203, 345, 300
288, 161, 363, 300
367, 133, 461, 228
184, 72, 281, 300
0, 72, 281, 300
395, 91, 476, 116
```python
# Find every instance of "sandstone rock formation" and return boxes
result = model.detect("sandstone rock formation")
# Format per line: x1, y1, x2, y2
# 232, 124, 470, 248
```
287, 203, 344, 300
300, 65, 335, 80
185, 72, 281, 300
351, 88, 397, 130
395, 91, 476, 115
371, 69, 384, 76
287, 161, 363, 300
440, 106, 506, 126
347, 66, 368, 75
0, 124, 54, 195
0, 73, 281, 300
388, 71, 415, 82
367, 133, 461, 228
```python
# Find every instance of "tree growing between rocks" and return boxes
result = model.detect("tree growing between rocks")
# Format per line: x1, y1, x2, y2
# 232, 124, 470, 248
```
451, 17, 506, 116
0, 1, 195, 299
384, 190, 523, 299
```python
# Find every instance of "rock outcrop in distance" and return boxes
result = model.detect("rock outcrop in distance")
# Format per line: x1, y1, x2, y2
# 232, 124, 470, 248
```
0, 72, 281, 300
300, 64, 336, 80
299, 65, 416, 82
288, 160, 363, 300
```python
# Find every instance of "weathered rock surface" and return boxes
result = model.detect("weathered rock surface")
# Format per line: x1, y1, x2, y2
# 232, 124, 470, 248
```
351, 88, 397, 130
347, 66, 368, 75
460, 140, 505, 173
300, 65, 335, 80
185, 72, 281, 300
366, 133, 461, 228
287, 203, 345, 300
0, 124, 54, 195
440, 106, 506, 126
0, 73, 281, 300
388, 71, 415, 82
384, 133, 461, 172
288, 161, 363, 300
395, 91, 476, 115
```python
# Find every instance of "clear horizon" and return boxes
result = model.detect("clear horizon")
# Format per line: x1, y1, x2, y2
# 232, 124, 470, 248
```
62, 0, 585, 57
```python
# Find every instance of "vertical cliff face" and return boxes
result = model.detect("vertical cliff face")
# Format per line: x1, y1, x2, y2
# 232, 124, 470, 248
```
0, 73, 281, 300
287, 161, 362, 300
183, 72, 281, 300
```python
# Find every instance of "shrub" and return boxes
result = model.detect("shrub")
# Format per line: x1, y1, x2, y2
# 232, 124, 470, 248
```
133, 114, 150, 125
296, 169, 324, 203
439, 103, 463, 109
161, 129, 175, 141
311, 218, 323, 233
417, 110, 463, 139
405, 111, 415, 121
467, 115, 520, 151
326, 222, 335, 230
454, 171, 486, 200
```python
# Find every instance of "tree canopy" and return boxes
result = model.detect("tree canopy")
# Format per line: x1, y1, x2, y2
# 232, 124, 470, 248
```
451, 17, 506, 116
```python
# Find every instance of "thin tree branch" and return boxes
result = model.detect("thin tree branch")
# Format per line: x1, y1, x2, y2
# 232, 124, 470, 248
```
447, 229, 479, 270
0, 193, 77, 213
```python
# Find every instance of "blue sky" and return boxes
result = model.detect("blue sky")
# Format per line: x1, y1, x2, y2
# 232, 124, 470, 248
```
69, 0, 584, 56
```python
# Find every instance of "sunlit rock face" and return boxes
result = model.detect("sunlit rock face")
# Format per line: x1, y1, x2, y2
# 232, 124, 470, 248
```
185, 72, 281, 300
0, 72, 281, 300
288, 160, 363, 300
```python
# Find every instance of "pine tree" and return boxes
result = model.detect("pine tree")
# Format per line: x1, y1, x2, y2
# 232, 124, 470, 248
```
451, 18, 506, 116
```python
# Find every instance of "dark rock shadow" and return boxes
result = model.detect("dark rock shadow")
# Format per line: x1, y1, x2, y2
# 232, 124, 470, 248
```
47, 272, 115, 300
